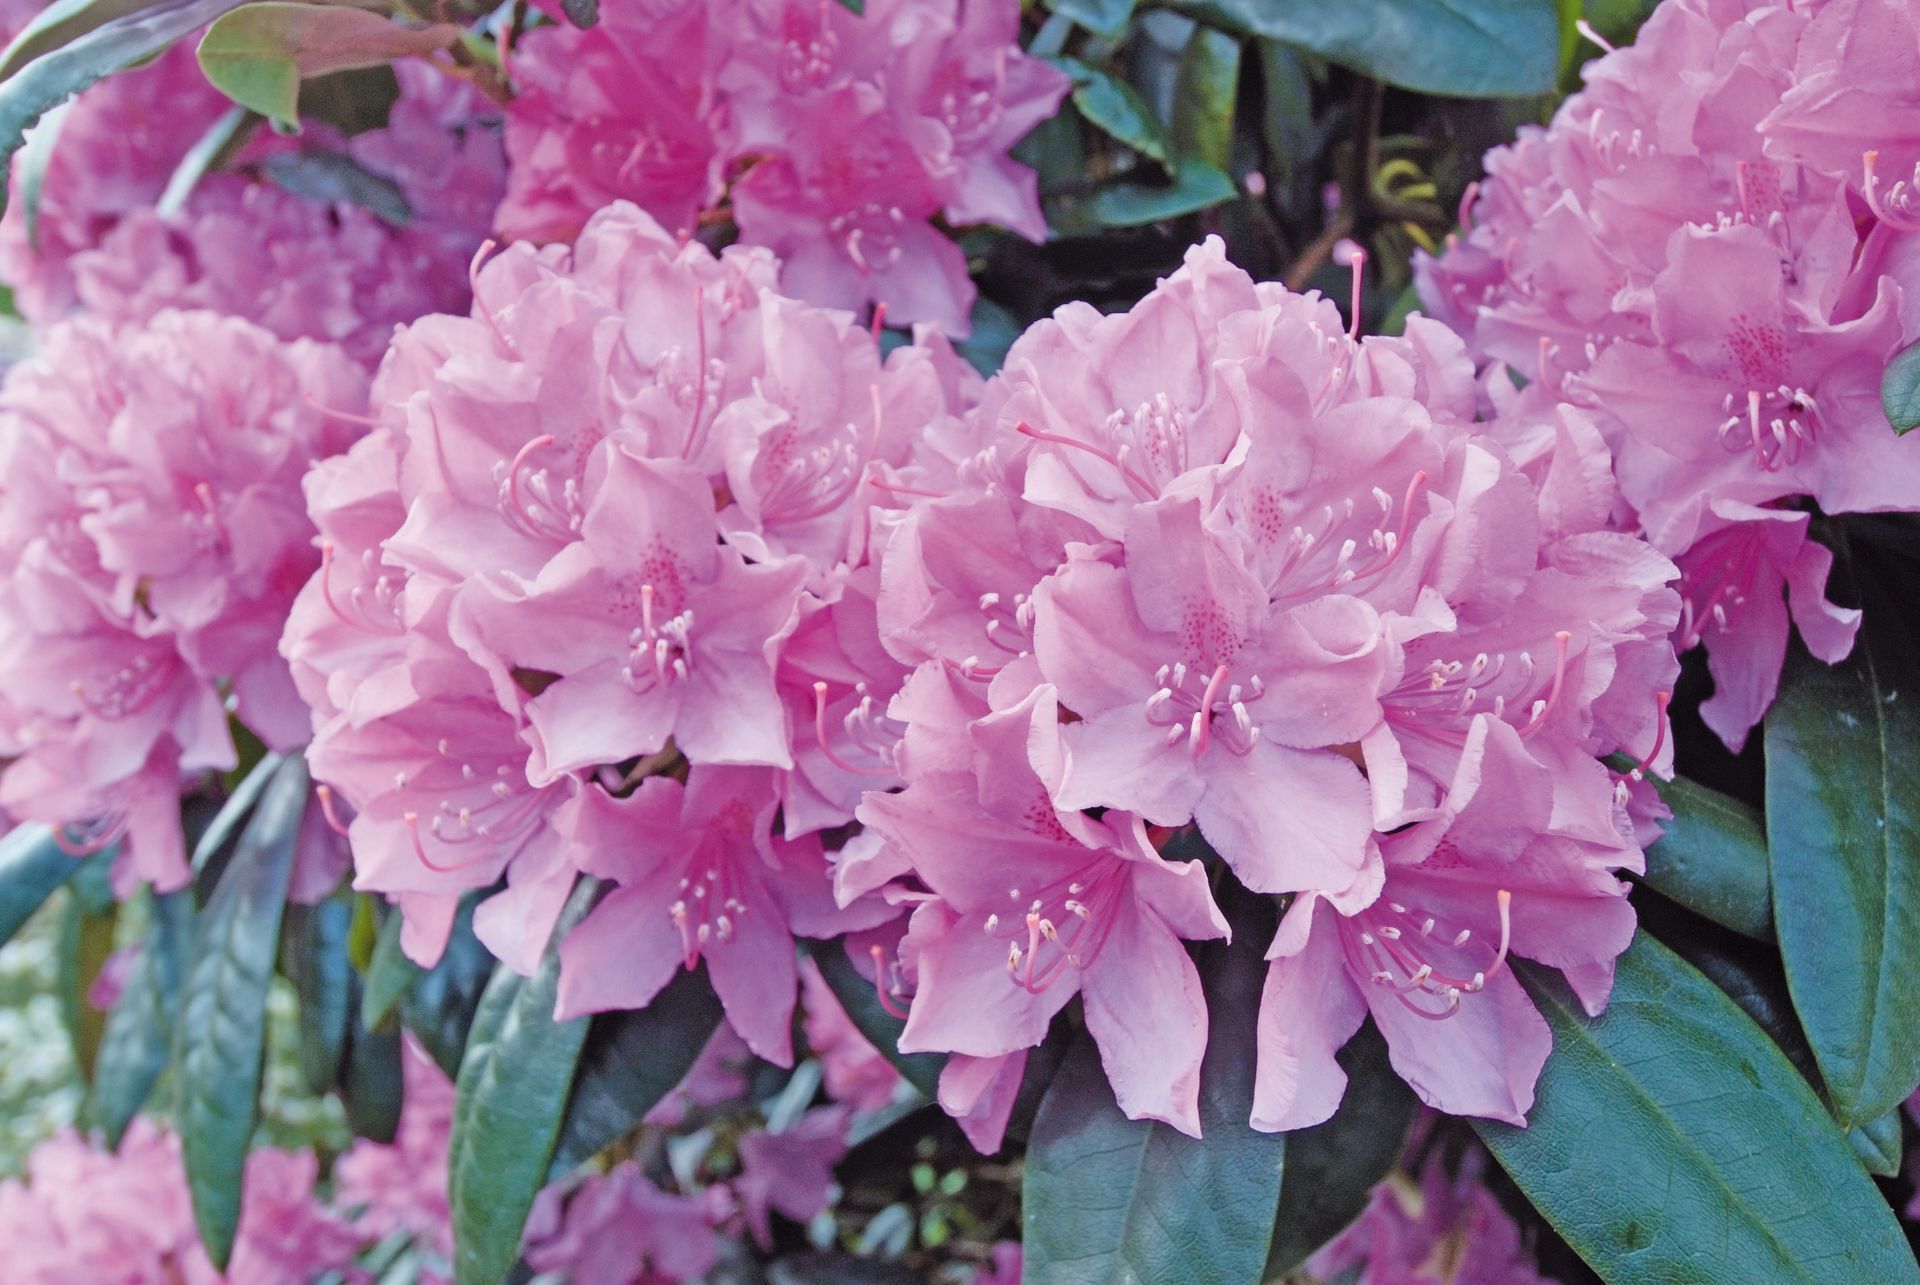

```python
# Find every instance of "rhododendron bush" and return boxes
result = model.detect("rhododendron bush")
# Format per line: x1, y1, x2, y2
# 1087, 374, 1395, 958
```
0, 0, 1914, 1281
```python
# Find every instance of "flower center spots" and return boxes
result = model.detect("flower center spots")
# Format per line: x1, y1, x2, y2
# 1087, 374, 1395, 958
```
317, 540, 403, 637
69, 650, 178, 722
1863, 150, 1920, 234
494, 434, 589, 542
1716, 385, 1821, 472
810, 680, 901, 779
985, 862, 1127, 994
1383, 630, 1571, 745
778, 1, 840, 92
934, 69, 1000, 147
828, 204, 908, 273
1581, 106, 1655, 172
400, 738, 550, 875
612, 562, 695, 694
668, 837, 752, 969
1341, 888, 1512, 1020
1146, 660, 1264, 758
750, 414, 862, 525
1676, 526, 1774, 651
1249, 470, 1427, 603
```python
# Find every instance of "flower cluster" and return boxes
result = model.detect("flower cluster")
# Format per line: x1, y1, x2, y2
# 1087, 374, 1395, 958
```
1418, 0, 1920, 749
497, 0, 1069, 335
286, 200, 975, 1059
0, 311, 367, 889
1309, 1149, 1559, 1284
858, 239, 1677, 1134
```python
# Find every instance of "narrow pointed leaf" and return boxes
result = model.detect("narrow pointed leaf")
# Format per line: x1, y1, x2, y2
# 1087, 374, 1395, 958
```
548, 965, 724, 1178
56, 854, 119, 1082
449, 880, 596, 1285
1766, 600, 1920, 1124
176, 755, 308, 1270
286, 893, 354, 1095
1170, 26, 1240, 173
1264, 1021, 1417, 1276
1643, 775, 1772, 941
362, 901, 423, 1032
1051, 56, 1170, 164
190, 751, 282, 876
802, 938, 943, 1099
1474, 935, 1917, 1283
0, 823, 86, 948
90, 888, 192, 1145
401, 895, 494, 1080
341, 1010, 404, 1143
1022, 926, 1285, 1284
1088, 161, 1236, 227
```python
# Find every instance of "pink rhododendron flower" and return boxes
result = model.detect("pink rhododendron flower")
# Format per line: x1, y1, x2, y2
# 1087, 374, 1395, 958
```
0, 310, 367, 890
523, 1162, 733, 1285
863, 237, 1676, 1132
333, 1036, 456, 1261
1419, 0, 1920, 750
800, 954, 903, 1109
0, 1121, 362, 1284
1307, 1151, 1558, 1285
497, 0, 1069, 334
734, 1104, 851, 1248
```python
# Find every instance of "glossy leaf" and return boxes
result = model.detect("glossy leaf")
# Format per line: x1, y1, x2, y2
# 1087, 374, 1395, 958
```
1044, 0, 1135, 37
1173, 0, 1560, 97
561, 0, 599, 25
342, 1013, 404, 1143
362, 901, 423, 1033
449, 880, 596, 1285
1475, 935, 1917, 1283
56, 854, 118, 1082
259, 149, 408, 223
176, 755, 308, 1270
89, 888, 192, 1146
1022, 929, 1285, 1285
803, 938, 943, 1099
0, 823, 85, 948
1170, 26, 1240, 173
1849, 1110, 1903, 1179
1053, 56, 1169, 164
1767, 610, 1920, 1125
547, 965, 724, 1177
286, 893, 354, 1096
401, 895, 494, 1080
1264, 1021, 1417, 1276
0, 0, 248, 219
190, 751, 282, 877
196, 3, 458, 126
0, 0, 169, 80
1088, 160, 1237, 227
1882, 339, 1920, 435
1643, 775, 1773, 941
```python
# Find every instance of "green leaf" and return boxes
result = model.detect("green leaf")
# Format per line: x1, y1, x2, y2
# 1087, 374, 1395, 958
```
1043, 0, 1136, 37
1022, 927, 1285, 1284
802, 938, 944, 1099
1051, 57, 1169, 164
1089, 160, 1237, 227
56, 853, 119, 1082
560, 0, 599, 25
0, 0, 249, 221
1255, 39, 1314, 218
17, 96, 69, 249
1264, 1021, 1417, 1276
259, 148, 409, 223
449, 880, 596, 1285
1881, 339, 1920, 435
1172, 0, 1560, 97
341, 1014, 404, 1143
0, 0, 170, 81
176, 754, 308, 1270
196, 3, 458, 127
1849, 1109, 1904, 1178
286, 893, 354, 1096
1643, 775, 1773, 941
1766, 589, 1920, 1125
89, 887, 192, 1145
0, 824, 85, 948
362, 900, 423, 1032
955, 296, 1023, 379
191, 750, 283, 877
1475, 935, 1917, 1283
401, 894, 494, 1080
548, 966, 724, 1177
1170, 26, 1240, 173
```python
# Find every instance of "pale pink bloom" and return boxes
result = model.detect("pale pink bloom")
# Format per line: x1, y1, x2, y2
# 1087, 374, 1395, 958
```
938, 1049, 1028, 1154
522, 1162, 731, 1285
733, 1104, 850, 1248
800, 954, 903, 1109
333, 1036, 456, 1259
1764, 0, 1920, 196
0, 311, 366, 890
971, 1242, 1024, 1285
198, 1147, 365, 1285
1307, 1150, 1557, 1285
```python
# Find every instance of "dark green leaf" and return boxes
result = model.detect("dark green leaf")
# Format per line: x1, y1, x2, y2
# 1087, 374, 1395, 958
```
1170, 26, 1240, 173
802, 938, 943, 1099
362, 902, 423, 1032
17, 95, 68, 249
1881, 339, 1920, 435
955, 296, 1022, 379
1849, 1109, 1903, 1178
342, 1011, 404, 1143
259, 147, 409, 223
1766, 593, 1920, 1124
296, 63, 396, 135
1051, 57, 1169, 164
195, 3, 458, 127
286, 893, 354, 1096
548, 965, 724, 1177
90, 887, 192, 1146
1022, 927, 1285, 1284
190, 751, 283, 877
1255, 40, 1314, 218
176, 755, 308, 1269
449, 880, 596, 1285
1475, 935, 1917, 1283
56, 853, 119, 1082
0, 0, 170, 81
1264, 1021, 1416, 1276
1643, 775, 1772, 941
1088, 160, 1237, 227
0, 0, 250, 221
1043, 0, 1135, 37
401, 895, 494, 1081
560, 0, 599, 26
1171, 0, 1560, 97
0, 824, 85, 948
